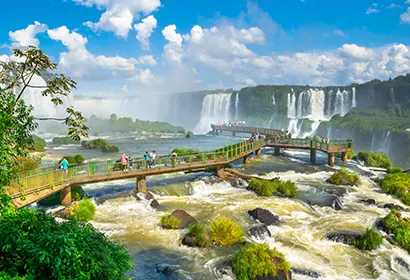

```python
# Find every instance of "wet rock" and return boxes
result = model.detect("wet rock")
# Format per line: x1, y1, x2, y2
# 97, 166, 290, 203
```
145, 191, 155, 200
359, 199, 376, 205
395, 257, 410, 272
248, 208, 280, 226
326, 231, 362, 246
331, 196, 344, 210
181, 236, 197, 247
383, 203, 406, 212
155, 265, 180, 279
248, 224, 271, 240
227, 176, 248, 188
150, 199, 160, 209
214, 259, 235, 279
95, 189, 136, 205
54, 201, 80, 219
171, 210, 197, 229
255, 270, 292, 280
199, 176, 223, 185
291, 268, 322, 278
305, 195, 343, 210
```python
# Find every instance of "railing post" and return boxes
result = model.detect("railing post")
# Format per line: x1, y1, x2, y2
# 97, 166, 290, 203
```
226, 151, 229, 161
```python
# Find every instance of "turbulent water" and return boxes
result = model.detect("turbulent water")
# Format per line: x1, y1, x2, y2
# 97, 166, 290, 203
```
41, 133, 410, 280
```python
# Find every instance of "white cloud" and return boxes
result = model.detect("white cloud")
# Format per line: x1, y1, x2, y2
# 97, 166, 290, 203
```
134, 15, 157, 49
9, 21, 48, 48
388, 4, 401, 9
333, 29, 346, 37
406, 0, 410, 4
162, 25, 183, 46
48, 26, 155, 78
337, 44, 374, 60
162, 25, 184, 65
401, 7, 410, 23
366, 8, 380, 14
75, 0, 161, 38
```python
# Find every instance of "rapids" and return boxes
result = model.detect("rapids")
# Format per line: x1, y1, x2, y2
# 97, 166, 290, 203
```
42, 133, 410, 280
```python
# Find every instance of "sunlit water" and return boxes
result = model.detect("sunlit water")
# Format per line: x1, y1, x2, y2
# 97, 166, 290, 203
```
41, 133, 410, 280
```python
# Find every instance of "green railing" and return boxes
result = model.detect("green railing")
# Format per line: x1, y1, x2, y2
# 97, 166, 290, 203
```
7, 139, 266, 199
269, 138, 354, 152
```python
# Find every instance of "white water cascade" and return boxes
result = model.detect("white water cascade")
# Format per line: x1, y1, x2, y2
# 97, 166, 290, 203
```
287, 88, 356, 137
267, 94, 277, 128
234, 93, 240, 120
194, 93, 232, 134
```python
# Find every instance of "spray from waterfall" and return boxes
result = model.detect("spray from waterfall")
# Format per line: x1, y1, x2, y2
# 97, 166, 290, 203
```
234, 93, 240, 120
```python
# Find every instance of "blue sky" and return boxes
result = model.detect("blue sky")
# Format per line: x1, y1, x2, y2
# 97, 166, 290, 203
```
2, 0, 410, 95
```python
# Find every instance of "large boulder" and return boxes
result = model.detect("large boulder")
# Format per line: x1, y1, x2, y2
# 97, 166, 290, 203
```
359, 199, 376, 206
305, 195, 343, 210
227, 176, 248, 189
181, 236, 197, 247
171, 210, 196, 229
150, 199, 160, 209
326, 231, 362, 245
214, 259, 235, 279
54, 202, 80, 219
248, 208, 280, 226
383, 203, 406, 212
248, 224, 271, 240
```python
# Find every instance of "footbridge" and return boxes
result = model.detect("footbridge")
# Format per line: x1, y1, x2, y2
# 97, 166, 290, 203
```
6, 126, 353, 208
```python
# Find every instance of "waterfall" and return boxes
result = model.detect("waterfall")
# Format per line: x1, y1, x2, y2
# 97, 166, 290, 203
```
287, 119, 303, 137
309, 89, 326, 121
194, 93, 233, 134
370, 134, 375, 152
267, 94, 277, 128
352, 87, 356, 108
380, 131, 392, 155
234, 93, 240, 120
287, 92, 297, 118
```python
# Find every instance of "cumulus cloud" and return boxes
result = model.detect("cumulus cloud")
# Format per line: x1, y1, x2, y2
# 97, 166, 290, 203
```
134, 15, 157, 49
162, 25, 184, 65
75, 0, 161, 38
366, 8, 380, 14
333, 29, 346, 37
9, 21, 48, 48
388, 4, 401, 9
401, 7, 410, 23
48, 26, 155, 78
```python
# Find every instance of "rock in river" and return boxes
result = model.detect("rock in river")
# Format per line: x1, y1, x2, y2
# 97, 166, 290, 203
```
326, 231, 362, 246
248, 224, 271, 240
248, 208, 280, 226
171, 209, 197, 229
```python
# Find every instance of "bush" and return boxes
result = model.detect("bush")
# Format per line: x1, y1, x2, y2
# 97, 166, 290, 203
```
382, 210, 410, 252
74, 154, 85, 164
73, 199, 96, 222
380, 173, 410, 206
160, 215, 180, 229
185, 131, 194, 138
248, 178, 298, 198
357, 151, 392, 168
328, 169, 360, 186
52, 136, 80, 145
31, 135, 46, 152
210, 217, 245, 246
305, 136, 312, 141
313, 135, 322, 142
232, 243, 290, 280
82, 138, 119, 153
171, 148, 200, 155
387, 166, 403, 173
353, 228, 383, 250
13, 155, 42, 173
186, 223, 209, 247
0, 208, 132, 279
71, 185, 84, 201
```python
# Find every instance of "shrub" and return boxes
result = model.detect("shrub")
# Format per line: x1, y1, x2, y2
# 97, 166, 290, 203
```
305, 136, 312, 141
328, 169, 360, 186
0, 208, 132, 279
160, 215, 180, 229
74, 154, 85, 164
380, 173, 410, 206
101, 144, 119, 153
31, 135, 46, 152
73, 199, 96, 222
171, 148, 199, 155
357, 151, 392, 168
185, 131, 193, 138
382, 210, 410, 252
82, 139, 119, 153
210, 217, 245, 246
13, 154, 42, 173
387, 166, 403, 173
353, 228, 383, 250
71, 185, 84, 201
248, 178, 297, 198
187, 223, 209, 247
52, 136, 80, 145
313, 135, 322, 142
232, 243, 290, 280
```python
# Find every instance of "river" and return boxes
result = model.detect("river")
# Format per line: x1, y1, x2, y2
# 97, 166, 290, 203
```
37, 132, 410, 280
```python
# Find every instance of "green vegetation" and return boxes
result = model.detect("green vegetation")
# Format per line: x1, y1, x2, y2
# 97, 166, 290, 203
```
357, 152, 392, 168
52, 136, 80, 145
87, 113, 186, 134
353, 228, 383, 250
171, 148, 200, 155
328, 169, 360, 186
313, 135, 322, 142
81, 138, 119, 153
382, 209, 410, 252
232, 243, 290, 280
31, 135, 46, 152
60, 154, 86, 165
380, 173, 410, 206
186, 223, 210, 247
185, 131, 194, 138
73, 199, 96, 222
0, 208, 132, 280
210, 217, 245, 246
13, 154, 42, 173
335, 151, 357, 160
248, 178, 298, 198
387, 166, 403, 174
160, 214, 181, 229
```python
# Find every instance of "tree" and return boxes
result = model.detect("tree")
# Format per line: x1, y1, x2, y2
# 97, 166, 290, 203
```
0, 46, 88, 187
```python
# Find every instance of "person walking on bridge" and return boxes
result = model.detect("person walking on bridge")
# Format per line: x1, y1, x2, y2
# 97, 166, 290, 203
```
144, 152, 151, 169
60, 158, 69, 177
120, 154, 128, 172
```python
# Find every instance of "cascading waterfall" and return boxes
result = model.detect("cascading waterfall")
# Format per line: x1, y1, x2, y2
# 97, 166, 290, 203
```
287, 88, 356, 137
194, 93, 233, 134
267, 94, 277, 128
371, 134, 376, 152
379, 131, 392, 155
234, 92, 240, 120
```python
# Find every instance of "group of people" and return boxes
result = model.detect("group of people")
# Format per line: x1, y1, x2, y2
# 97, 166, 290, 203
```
322, 137, 331, 144
120, 154, 133, 172
144, 151, 156, 168
120, 151, 156, 172
250, 133, 263, 143
215, 121, 246, 127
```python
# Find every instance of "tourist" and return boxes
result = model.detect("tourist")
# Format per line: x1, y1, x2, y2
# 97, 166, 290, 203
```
129, 156, 133, 170
170, 151, 177, 168
144, 152, 151, 169
120, 154, 128, 172
60, 158, 69, 176
151, 151, 156, 167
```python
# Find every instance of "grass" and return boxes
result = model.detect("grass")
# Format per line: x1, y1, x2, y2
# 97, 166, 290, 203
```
210, 217, 245, 246
387, 166, 403, 174
248, 178, 298, 197
160, 215, 180, 229
382, 209, 410, 253
73, 199, 96, 222
328, 169, 360, 186
357, 151, 392, 169
52, 136, 80, 145
380, 173, 410, 206
171, 148, 200, 155
186, 223, 209, 247
353, 228, 383, 250
232, 243, 290, 280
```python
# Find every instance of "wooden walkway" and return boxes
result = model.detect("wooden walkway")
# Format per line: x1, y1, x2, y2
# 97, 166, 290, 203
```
7, 126, 354, 208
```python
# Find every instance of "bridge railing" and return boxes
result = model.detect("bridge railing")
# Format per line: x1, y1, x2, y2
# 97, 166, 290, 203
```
211, 124, 288, 136
7, 139, 266, 199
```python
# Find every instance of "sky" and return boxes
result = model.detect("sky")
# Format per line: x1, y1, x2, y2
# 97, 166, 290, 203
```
1, 0, 410, 96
